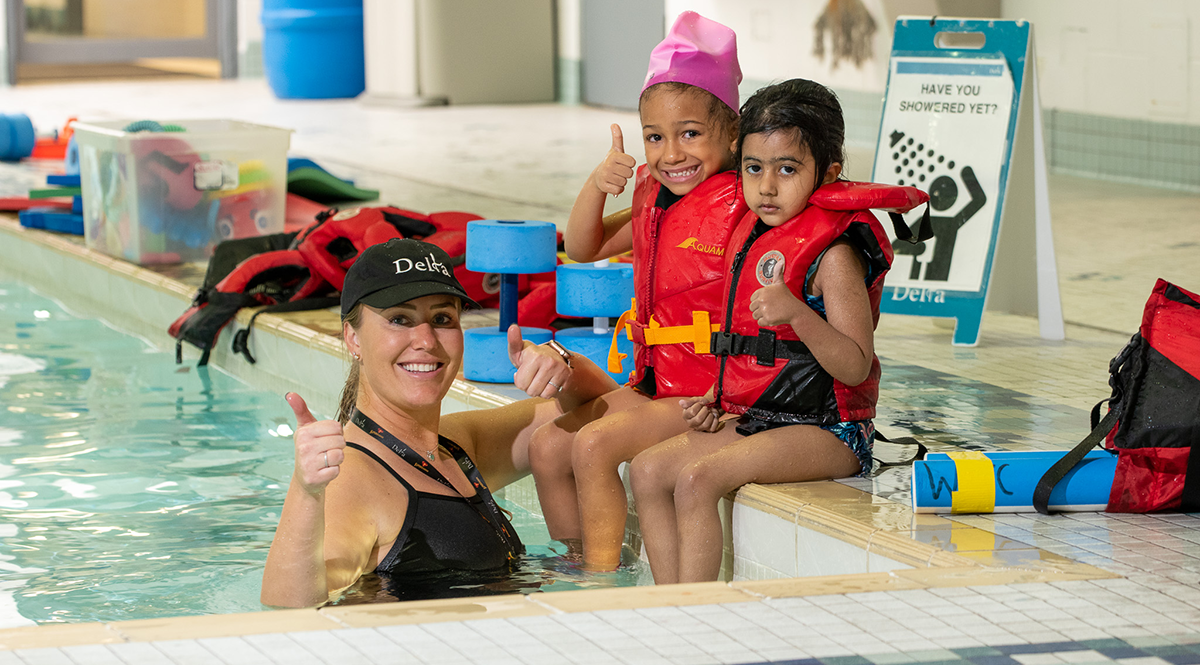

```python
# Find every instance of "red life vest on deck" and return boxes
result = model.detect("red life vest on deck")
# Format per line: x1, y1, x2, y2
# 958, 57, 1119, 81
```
611, 166, 748, 399
713, 181, 928, 425
168, 248, 334, 364
170, 205, 565, 366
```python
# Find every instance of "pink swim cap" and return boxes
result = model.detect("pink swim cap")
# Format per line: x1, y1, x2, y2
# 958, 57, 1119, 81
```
642, 11, 742, 114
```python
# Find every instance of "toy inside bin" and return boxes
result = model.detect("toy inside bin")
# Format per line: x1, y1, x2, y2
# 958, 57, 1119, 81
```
72, 119, 292, 265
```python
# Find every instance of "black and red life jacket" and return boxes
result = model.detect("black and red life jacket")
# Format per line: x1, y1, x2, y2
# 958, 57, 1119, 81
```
169, 205, 563, 366
712, 181, 929, 425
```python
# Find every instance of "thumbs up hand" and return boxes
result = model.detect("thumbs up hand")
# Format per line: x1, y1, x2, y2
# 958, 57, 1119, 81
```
590, 124, 637, 196
286, 392, 346, 495
507, 324, 573, 400
749, 267, 804, 328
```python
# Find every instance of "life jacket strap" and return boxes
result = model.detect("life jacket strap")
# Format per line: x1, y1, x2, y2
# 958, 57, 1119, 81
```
607, 299, 636, 374
710, 329, 811, 366
607, 299, 721, 373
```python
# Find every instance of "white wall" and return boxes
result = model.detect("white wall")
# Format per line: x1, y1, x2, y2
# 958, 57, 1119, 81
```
237, 0, 262, 52
558, 0, 581, 61
1002, 0, 1198, 124
0, 5, 8, 87
657, 0, 1198, 126
665, 0, 900, 93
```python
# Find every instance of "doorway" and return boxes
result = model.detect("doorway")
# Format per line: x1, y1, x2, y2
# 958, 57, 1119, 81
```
5, 0, 236, 84
581, 0, 664, 110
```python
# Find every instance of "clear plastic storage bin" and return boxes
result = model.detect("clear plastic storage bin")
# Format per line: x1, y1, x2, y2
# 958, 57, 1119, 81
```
73, 119, 292, 265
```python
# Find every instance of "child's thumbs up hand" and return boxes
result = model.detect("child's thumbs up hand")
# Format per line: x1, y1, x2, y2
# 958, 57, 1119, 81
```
749, 271, 805, 328
591, 124, 637, 196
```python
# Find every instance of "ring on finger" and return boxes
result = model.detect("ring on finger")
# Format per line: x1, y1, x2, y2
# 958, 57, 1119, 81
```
547, 380, 561, 392
323, 451, 329, 469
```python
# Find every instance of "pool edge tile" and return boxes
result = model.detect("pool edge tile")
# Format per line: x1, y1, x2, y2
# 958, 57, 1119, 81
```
0, 623, 123, 650
107, 608, 341, 641
319, 594, 552, 627
732, 571, 924, 598
531, 581, 755, 613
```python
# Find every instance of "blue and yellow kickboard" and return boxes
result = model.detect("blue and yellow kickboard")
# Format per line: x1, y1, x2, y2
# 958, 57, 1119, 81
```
911, 449, 1115, 514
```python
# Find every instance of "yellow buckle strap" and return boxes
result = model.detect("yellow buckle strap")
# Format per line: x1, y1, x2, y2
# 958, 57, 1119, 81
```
947, 451, 996, 514
607, 298, 636, 374
608, 298, 722, 373
641, 312, 720, 351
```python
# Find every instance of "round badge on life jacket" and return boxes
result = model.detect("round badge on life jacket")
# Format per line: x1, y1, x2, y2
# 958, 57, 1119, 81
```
756, 250, 785, 286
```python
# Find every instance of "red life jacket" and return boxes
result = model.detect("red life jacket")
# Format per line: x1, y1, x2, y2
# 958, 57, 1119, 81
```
713, 181, 928, 425
170, 206, 563, 366
610, 166, 748, 399
169, 248, 333, 365
296, 206, 446, 291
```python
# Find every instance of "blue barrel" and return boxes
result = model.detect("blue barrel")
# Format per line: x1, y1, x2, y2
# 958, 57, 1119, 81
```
262, 0, 365, 99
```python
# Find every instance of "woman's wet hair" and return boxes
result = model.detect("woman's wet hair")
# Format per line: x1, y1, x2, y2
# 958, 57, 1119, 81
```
337, 303, 364, 425
737, 79, 846, 189
640, 81, 739, 147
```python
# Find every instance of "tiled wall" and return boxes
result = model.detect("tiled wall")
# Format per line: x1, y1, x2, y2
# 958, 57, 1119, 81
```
1044, 110, 1200, 192
557, 57, 581, 105
239, 40, 263, 79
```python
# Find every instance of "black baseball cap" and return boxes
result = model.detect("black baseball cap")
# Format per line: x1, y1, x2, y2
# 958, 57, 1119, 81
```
341, 238, 481, 317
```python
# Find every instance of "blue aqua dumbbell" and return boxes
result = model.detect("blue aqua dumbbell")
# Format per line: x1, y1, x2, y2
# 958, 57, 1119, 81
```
0, 114, 36, 161
463, 220, 557, 382
555, 261, 634, 383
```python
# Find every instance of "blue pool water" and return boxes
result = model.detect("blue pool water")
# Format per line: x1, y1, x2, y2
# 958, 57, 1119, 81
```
0, 280, 643, 625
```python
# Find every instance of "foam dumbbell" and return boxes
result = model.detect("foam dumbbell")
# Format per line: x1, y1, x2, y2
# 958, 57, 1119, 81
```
463, 220, 557, 382
555, 261, 634, 383
0, 114, 36, 161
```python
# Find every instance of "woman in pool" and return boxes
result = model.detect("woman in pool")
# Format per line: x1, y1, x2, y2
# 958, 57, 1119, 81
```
260, 238, 616, 608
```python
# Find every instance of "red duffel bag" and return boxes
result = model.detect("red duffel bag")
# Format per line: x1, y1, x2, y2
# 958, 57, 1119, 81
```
1036, 279, 1200, 514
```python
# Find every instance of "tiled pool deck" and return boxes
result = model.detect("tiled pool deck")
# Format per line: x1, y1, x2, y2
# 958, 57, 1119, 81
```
0, 79, 1197, 663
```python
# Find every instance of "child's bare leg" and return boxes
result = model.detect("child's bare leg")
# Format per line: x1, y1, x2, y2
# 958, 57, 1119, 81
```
630, 425, 742, 584
675, 425, 862, 583
572, 397, 694, 570
528, 387, 649, 547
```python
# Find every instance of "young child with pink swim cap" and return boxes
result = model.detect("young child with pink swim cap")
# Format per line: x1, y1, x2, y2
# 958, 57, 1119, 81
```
528, 11, 750, 571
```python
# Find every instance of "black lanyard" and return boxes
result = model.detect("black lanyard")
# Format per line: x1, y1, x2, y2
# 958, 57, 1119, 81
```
350, 409, 523, 558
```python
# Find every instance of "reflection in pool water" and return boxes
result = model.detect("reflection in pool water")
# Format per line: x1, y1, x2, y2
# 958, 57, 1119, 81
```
0, 281, 645, 625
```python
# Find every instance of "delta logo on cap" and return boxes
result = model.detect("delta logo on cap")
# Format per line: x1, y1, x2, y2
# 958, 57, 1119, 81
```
392, 252, 452, 279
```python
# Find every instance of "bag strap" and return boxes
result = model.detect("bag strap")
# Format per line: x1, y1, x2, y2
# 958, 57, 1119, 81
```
231, 296, 341, 364
1033, 406, 1120, 515
870, 430, 927, 474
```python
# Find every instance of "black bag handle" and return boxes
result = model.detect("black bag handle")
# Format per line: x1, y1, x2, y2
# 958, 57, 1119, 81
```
1032, 407, 1119, 515
1033, 332, 1142, 515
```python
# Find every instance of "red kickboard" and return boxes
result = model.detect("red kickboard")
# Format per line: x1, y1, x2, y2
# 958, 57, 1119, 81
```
0, 196, 74, 212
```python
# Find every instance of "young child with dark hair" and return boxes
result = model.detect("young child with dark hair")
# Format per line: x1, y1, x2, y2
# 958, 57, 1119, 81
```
630, 78, 927, 583
528, 12, 749, 570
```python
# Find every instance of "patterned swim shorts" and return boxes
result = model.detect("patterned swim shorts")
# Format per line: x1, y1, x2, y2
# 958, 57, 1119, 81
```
820, 420, 875, 476
734, 416, 875, 476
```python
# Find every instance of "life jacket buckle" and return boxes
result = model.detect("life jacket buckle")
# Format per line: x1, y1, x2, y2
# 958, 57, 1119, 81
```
711, 331, 733, 357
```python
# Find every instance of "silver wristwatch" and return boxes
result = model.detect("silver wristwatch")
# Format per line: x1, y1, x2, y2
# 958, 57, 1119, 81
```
542, 340, 574, 368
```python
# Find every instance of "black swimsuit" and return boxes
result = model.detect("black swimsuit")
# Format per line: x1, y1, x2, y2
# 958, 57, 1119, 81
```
345, 442, 515, 574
